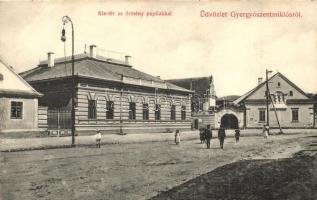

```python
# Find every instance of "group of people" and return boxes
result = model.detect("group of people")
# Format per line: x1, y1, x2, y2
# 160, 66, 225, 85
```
199, 126, 241, 149
95, 126, 242, 149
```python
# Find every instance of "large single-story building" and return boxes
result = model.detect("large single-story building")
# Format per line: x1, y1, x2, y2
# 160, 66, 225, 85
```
20, 45, 193, 134
0, 58, 42, 133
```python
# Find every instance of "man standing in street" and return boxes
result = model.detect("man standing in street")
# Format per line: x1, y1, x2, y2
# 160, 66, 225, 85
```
235, 128, 240, 143
218, 125, 226, 149
205, 125, 212, 149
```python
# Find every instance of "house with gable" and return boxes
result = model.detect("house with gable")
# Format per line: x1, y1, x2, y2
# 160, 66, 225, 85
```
231, 72, 315, 129
0, 58, 43, 133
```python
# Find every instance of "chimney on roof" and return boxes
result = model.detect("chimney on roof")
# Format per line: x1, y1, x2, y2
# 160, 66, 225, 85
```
258, 77, 263, 85
125, 55, 131, 65
89, 45, 97, 58
47, 52, 55, 67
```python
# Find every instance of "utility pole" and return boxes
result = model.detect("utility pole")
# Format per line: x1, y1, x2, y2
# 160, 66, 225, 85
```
265, 69, 272, 133
268, 94, 283, 134
120, 75, 123, 135
119, 88, 123, 134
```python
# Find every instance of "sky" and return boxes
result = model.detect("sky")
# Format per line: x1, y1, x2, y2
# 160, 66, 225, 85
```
0, 1, 316, 97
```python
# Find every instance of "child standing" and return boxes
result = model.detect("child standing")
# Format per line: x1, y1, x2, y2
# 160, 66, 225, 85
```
175, 130, 181, 145
95, 129, 102, 148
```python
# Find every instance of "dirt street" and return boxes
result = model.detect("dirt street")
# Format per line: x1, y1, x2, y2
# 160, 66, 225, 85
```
0, 133, 316, 200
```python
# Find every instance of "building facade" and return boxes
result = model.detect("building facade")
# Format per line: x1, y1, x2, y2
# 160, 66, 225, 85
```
21, 46, 193, 134
0, 59, 42, 133
166, 76, 216, 129
227, 72, 315, 129
214, 96, 244, 129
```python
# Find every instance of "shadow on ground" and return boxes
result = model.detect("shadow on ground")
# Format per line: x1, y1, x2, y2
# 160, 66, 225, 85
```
149, 153, 317, 200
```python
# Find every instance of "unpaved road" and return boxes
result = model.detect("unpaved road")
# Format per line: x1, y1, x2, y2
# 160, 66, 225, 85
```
0, 133, 316, 200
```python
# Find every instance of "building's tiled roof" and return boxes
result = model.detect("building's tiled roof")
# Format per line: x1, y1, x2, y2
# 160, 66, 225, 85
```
21, 55, 192, 93
233, 72, 311, 105
233, 83, 264, 105
165, 81, 194, 92
166, 77, 210, 97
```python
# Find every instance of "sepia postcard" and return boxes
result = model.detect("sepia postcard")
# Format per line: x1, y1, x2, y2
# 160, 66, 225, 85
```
0, 0, 316, 200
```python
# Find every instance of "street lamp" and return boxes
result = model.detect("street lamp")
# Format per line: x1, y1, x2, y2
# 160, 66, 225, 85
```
61, 16, 75, 146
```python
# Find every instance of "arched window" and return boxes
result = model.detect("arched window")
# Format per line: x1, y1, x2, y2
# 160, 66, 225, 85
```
181, 106, 186, 120
129, 102, 136, 120
276, 91, 285, 103
170, 105, 176, 120
155, 104, 161, 120
142, 103, 149, 120
88, 100, 97, 119
106, 101, 114, 119
289, 91, 293, 96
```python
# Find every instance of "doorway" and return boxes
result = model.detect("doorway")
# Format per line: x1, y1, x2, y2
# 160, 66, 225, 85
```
220, 114, 239, 129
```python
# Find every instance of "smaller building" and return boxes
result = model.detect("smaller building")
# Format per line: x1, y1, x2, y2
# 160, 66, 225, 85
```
230, 72, 316, 129
166, 76, 216, 129
0, 59, 42, 133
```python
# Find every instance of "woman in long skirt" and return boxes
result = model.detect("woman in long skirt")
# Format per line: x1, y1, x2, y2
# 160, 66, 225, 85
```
263, 125, 268, 139
175, 130, 181, 145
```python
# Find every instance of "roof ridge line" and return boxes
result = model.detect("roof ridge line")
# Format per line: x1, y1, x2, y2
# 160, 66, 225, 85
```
0, 58, 42, 97
233, 72, 278, 104
166, 76, 210, 81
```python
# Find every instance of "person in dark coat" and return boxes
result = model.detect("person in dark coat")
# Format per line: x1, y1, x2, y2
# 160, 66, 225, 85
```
218, 126, 226, 149
199, 128, 206, 144
205, 125, 212, 149
174, 129, 181, 145
235, 128, 240, 143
